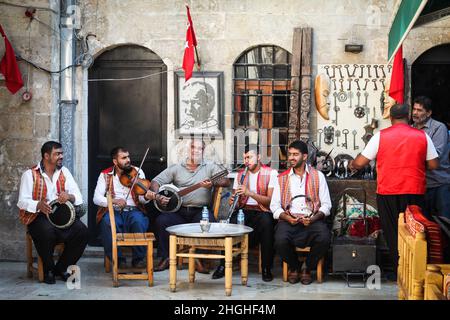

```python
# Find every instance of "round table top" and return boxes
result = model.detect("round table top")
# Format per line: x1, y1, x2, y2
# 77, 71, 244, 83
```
166, 223, 253, 238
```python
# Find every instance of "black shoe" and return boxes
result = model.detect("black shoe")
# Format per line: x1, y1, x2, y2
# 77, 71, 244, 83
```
154, 258, 169, 272
132, 259, 146, 269
262, 268, 273, 282
43, 271, 56, 284
212, 265, 225, 279
54, 269, 72, 282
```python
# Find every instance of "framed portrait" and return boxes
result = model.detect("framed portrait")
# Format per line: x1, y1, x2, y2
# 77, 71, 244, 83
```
175, 71, 224, 138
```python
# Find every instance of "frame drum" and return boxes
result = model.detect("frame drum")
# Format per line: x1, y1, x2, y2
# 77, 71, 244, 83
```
47, 200, 76, 229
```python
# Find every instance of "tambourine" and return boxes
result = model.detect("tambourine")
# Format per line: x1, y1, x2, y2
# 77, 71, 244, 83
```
153, 184, 182, 213
47, 200, 76, 229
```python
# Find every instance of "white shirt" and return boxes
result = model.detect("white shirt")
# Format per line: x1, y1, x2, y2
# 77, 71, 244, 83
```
270, 166, 332, 219
361, 131, 438, 161
232, 168, 278, 205
93, 166, 149, 208
17, 164, 83, 213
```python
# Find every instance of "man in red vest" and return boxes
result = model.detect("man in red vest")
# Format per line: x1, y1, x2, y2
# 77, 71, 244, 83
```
350, 103, 439, 276
212, 145, 278, 282
17, 141, 88, 284
271, 140, 332, 285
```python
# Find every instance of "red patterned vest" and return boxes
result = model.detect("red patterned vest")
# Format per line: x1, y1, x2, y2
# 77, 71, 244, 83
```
277, 165, 321, 214
19, 165, 66, 225
237, 165, 273, 212
95, 166, 147, 224
377, 123, 427, 195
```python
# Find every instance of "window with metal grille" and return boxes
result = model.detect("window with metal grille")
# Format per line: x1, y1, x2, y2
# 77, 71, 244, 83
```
232, 45, 292, 170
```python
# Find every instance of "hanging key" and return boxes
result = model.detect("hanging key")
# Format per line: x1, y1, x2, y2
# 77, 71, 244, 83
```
347, 91, 353, 108
332, 92, 340, 125
331, 65, 337, 78
354, 78, 361, 90
387, 65, 392, 73
347, 78, 352, 90
332, 79, 337, 91
339, 78, 344, 91
379, 65, 386, 78
317, 129, 323, 149
352, 130, 359, 150
335, 130, 341, 147
359, 65, 365, 78
366, 65, 372, 78
374, 65, 379, 78
380, 78, 385, 90
372, 79, 378, 91
373, 105, 376, 118
356, 91, 361, 108
324, 66, 330, 77
352, 64, 359, 77
337, 65, 344, 78
364, 92, 370, 124
344, 64, 351, 77
342, 129, 349, 149
363, 78, 370, 91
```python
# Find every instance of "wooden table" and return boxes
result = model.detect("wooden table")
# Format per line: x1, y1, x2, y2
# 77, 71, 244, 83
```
166, 223, 253, 296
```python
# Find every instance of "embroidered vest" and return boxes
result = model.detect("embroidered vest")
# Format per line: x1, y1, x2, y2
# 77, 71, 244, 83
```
95, 166, 147, 224
278, 165, 321, 214
237, 165, 272, 212
19, 165, 66, 225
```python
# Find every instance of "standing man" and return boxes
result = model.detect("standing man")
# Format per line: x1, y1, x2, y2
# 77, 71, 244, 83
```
151, 138, 230, 272
350, 104, 439, 274
212, 145, 278, 282
271, 140, 332, 285
93, 146, 156, 269
18, 141, 88, 284
412, 96, 450, 219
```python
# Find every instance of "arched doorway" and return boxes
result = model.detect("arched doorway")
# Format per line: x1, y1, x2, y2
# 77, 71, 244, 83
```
87, 45, 167, 244
411, 43, 450, 126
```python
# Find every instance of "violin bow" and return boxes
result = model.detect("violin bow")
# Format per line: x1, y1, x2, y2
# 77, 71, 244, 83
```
124, 147, 150, 203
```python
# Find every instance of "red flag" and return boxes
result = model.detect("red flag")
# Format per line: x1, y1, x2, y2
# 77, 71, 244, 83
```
182, 5, 197, 81
0, 25, 23, 94
389, 45, 404, 104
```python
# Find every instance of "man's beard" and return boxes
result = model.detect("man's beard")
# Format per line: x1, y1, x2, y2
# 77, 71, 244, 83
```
119, 163, 132, 172
291, 158, 304, 169
56, 160, 63, 170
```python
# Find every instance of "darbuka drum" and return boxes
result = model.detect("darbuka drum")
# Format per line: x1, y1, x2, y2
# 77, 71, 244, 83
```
47, 200, 76, 229
154, 184, 182, 213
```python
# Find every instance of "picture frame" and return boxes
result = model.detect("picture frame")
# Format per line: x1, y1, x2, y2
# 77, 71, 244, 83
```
175, 71, 224, 138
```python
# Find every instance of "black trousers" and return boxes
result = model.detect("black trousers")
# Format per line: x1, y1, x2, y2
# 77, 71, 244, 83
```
219, 210, 275, 269
376, 194, 424, 273
155, 206, 214, 259
274, 220, 330, 272
28, 214, 88, 274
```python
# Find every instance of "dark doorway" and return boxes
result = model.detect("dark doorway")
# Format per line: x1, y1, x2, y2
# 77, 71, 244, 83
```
411, 43, 450, 127
88, 45, 167, 245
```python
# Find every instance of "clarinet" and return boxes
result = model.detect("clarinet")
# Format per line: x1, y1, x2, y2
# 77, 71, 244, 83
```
226, 166, 248, 221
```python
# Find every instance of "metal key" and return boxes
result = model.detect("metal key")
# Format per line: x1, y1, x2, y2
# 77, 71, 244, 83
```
380, 78, 385, 90
379, 65, 386, 78
342, 129, 349, 149
352, 130, 359, 150
356, 91, 361, 108
317, 129, 323, 149
372, 79, 378, 91
354, 78, 361, 90
366, 64, 372, 78
359, 65, 365, 78
332, 92, 340, 125
374, 65, 379, 78
352, 64, 359, 77
363, 78, 370, 90
324, 66, 330, 77
335, 129, 341, 147
332, 79, 337, 90
364, 91, 369, 123
387, 65, 392, 73
344, 64, 351, 77
339, 78, 344, 91
331, 65, 336, 78
337, 65, 344, 78
347, 78, 352, 90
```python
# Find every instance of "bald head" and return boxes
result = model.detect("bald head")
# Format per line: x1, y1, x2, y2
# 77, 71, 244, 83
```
390, 103, 410, 120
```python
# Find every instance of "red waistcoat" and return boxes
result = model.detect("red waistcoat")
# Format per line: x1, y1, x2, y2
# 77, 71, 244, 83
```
377, 123, 427, 195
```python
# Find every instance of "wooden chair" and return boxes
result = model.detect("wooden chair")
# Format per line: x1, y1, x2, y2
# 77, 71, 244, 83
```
26, 232, 64, 282
105, 193, 155, 287
282, 247, 324, 283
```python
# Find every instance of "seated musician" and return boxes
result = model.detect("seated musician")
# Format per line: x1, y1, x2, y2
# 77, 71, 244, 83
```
93, 146, 156, 269
212, 144, 278, 282
270, 140, 332, 285
151, 138, 230, 272
17, 141, 88, 284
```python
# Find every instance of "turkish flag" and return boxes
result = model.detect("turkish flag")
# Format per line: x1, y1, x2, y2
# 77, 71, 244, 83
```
0, 25, 23, 94
182, 5, 197, 81
389, 45, 404, 104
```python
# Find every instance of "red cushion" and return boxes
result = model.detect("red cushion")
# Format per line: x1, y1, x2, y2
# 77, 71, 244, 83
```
405, 205, 445, 264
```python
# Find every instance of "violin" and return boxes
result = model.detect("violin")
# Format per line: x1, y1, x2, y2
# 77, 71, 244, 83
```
119, 167, 151, 196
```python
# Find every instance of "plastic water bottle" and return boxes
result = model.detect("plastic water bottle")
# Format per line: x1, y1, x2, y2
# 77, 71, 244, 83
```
201, 206, 209, 222
237, 209, 245, 225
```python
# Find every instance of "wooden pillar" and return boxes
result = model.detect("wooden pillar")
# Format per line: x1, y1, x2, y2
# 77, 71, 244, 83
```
299, 27, 312, 142
288, 28, 302, 144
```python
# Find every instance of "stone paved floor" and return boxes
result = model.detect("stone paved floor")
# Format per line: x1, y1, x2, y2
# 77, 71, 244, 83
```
0, 257, 397, 300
